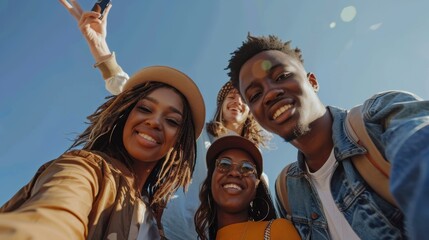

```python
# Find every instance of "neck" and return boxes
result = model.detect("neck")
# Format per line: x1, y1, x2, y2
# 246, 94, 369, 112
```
291, 108, 334, 172
216, 209, 249, 230
132, 161, 158, 190
225, 121, 244, 135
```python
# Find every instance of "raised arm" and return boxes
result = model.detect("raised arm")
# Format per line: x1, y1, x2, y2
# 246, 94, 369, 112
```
59, 0, 128, 95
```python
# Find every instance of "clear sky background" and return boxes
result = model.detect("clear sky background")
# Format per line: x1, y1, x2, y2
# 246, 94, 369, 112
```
1, 0, 428, 204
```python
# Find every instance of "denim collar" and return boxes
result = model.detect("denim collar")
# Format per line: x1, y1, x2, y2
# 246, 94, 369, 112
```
296, 106, 367, 172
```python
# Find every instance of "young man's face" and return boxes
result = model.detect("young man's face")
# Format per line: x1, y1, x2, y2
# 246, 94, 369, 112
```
238, 50, 321, 141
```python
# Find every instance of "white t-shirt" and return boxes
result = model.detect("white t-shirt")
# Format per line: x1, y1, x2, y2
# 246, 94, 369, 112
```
306, 149, 360, 240
135, 196, 161, 240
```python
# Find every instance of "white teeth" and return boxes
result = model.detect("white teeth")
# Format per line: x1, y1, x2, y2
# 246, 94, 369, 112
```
273, 104, 292, 120
229, 107, 240, 113
138, 133, 156, 143
223, 183, 242, 191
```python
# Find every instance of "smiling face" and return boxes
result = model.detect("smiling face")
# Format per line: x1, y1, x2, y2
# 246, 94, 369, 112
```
122, 87, 184, 164
221, 89, 250, 126
211, 148, 260, 215
238, 50, 323, 141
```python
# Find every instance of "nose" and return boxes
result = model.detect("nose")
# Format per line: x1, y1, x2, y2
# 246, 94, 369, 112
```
236, 95, 244, 105
231, 94, 244, 106
144, 116, 161, 130
263, 88, 284, 106
227, 165, 243, 178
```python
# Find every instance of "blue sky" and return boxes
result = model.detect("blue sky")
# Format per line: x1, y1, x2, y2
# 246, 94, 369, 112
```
1, 0, 429, 204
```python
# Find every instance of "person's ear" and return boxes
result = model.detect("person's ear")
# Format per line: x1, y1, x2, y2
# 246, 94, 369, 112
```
307, 72, 319, 92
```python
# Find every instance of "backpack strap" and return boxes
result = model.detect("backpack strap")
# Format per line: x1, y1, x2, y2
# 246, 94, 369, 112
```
275, 164, 292, 219
345, 105, 397, 207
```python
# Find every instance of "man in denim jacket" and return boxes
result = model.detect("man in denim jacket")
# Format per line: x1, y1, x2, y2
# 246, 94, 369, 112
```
227, 34, 429, 240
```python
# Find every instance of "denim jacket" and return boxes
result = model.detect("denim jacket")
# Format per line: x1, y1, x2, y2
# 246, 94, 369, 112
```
276, 91, 429, 240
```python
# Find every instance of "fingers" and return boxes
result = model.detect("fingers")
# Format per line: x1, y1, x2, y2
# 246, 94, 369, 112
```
58, 0, 72, 9
58, 0, 80, 21
78, 12, 102, 31
102, 3, 112, 22
69, 0, 84, 16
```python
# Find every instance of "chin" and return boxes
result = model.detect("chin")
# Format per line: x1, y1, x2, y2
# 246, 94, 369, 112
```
282, 124, 311, 142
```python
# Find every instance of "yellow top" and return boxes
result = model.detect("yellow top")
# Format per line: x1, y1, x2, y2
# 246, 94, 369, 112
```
216, 218, 301, 240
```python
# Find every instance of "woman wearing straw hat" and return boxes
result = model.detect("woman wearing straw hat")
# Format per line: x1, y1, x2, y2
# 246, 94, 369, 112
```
58, 1, 272, 239
0, 65, 205, 239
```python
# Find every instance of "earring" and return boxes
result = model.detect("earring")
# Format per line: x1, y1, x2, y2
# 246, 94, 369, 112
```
250, 197, 270, 221
109, 123, 118, 144
109, 114, 125, 144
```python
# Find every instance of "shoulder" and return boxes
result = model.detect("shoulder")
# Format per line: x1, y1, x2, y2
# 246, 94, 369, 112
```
272, 218, 293, 226
39, 150, 111, 178
363, 91, 423, 113
278, 161, 300, 178
270, 218, 300, 239
360, 90, 426, 123
52, 150, 132, 178
52, 150, 110, 171
366, 90, 423, 104
60, 150, 106, 163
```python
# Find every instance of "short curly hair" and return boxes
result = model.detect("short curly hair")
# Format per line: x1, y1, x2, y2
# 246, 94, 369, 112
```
227, 34, 304, 90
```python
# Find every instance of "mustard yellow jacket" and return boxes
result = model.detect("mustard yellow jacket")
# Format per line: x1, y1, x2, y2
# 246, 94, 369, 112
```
0, 150, 151, 240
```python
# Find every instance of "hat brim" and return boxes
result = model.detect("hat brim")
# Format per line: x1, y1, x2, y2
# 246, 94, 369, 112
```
206, 135, 263, 176
124, 66, 205, 139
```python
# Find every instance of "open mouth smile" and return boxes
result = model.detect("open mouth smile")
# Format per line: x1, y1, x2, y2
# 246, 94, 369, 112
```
222, 183, 243, 191
138, 132, 158, 144
273, 104, 293, 120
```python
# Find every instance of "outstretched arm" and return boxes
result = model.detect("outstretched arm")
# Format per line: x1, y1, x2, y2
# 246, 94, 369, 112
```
0, 152, 103, 239
59, 0, 128, 94
365, 91, 429, 240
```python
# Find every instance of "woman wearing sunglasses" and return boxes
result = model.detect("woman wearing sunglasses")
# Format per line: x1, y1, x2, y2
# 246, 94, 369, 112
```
195, 135, 300, 240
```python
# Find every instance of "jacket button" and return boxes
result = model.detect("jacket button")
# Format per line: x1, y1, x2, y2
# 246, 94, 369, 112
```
311, 212, 319, 220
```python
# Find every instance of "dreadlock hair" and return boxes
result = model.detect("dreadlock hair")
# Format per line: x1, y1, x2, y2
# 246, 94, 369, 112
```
69, 81, 197, 210
194, 150, 277, 240
206, 87, 272, 148
227, 34, 304, 90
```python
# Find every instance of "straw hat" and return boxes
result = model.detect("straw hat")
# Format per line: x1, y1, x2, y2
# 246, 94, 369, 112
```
124, 66, 206, 139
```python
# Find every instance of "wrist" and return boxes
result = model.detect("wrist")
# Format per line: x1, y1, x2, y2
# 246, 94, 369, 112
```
88, 39, 111, 63
93, 52, 124, 80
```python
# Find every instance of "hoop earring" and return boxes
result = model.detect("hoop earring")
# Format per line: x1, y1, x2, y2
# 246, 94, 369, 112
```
109, 123, 118, 144
109, 114, 125, 144
250, 197, 270, 221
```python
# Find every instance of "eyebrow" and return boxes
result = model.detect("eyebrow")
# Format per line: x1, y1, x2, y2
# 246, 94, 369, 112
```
243, 63, 284, 95
219, 156, 255, 164
144, 96, 184, 116
268, 63, 285, 75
